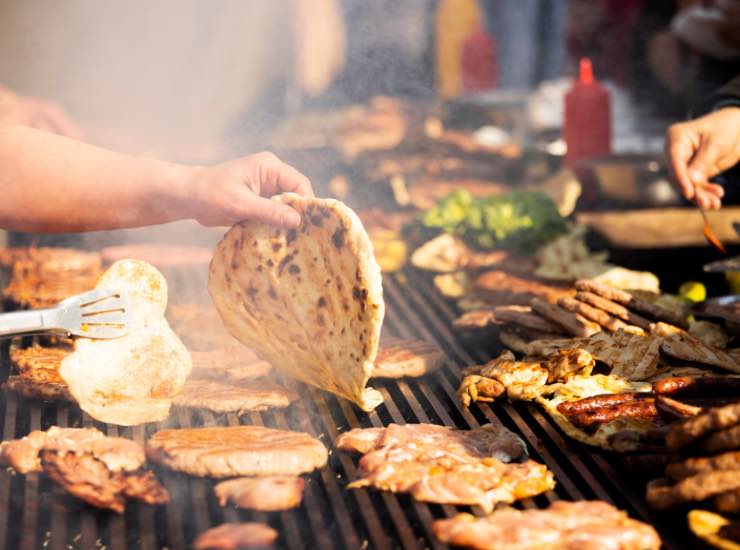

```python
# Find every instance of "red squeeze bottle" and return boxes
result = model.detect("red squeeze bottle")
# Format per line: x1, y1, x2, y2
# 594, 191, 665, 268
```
564, 58, 611, 169
461, 26, 497, 92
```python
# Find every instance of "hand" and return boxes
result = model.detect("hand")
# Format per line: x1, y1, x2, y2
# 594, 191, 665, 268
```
185, 152, 314, 228
665, 107, 740, 209
0, 86, 81, 139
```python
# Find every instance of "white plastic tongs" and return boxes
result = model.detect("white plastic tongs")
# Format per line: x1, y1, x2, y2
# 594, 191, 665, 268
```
0, 287, 130, 340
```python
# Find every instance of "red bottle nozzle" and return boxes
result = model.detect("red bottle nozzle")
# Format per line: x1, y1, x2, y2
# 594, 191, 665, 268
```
579, 58, 594, 85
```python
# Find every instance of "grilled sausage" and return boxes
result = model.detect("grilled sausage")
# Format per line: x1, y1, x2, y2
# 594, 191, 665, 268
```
653, 376, 740, 397
557, 392, 645, 415
530, 298, 601, 337
557, 297, 629, 332
566, 399, 658, 430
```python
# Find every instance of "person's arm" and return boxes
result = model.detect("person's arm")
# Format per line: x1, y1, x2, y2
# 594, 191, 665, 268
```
0, 125, 312, 233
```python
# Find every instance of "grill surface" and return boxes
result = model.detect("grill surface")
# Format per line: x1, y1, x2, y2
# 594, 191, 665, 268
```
0, 270, 702, 549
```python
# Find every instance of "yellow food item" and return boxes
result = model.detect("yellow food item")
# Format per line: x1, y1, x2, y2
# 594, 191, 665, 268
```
679, 281, 707, 303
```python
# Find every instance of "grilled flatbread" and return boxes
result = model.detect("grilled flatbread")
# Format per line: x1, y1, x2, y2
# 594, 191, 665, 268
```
60, 260, 192, 425
208, 194, 384, 411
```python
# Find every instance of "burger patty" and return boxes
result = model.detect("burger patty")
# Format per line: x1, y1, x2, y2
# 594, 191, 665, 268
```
173, 378, 297, 413
373, 337, 444, 379
145, 426, 328, 478
193, 523, 278, 550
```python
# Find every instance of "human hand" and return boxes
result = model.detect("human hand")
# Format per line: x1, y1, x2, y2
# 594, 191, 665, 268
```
665, 107, 740, 209
185, 152, 314, 228
0, 86, 82, 139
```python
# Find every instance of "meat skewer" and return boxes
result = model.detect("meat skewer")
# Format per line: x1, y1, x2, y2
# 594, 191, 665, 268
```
557, 297, 632, 332
530, 298, 600, 337
574, 291, 653, 330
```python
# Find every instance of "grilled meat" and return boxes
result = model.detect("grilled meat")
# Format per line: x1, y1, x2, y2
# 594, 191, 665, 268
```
166, 303, 242, 352
3, 375, 73, 402
574, 279, 687, 328
656, 326, 740, 374
557, 296, 634, 332
557, 393, 646, 415
146, 426, 328, 478
337, 422, 550, 512
453, 309, 496, 331
41, 445, 168, 513
173, 377, 297, 414
373, 337, 444, 378
575, 291, 652, 330
214, 476, 305, 511
0, 427, 106, 474
647, 471, 740, 509
563, 398, 658, 430
667, 450, 740, 480
715, 489, 740, 513
432, 500, 661, 550
654, 395, 702, 422
474, 270, 574, 306
703, 424, 740, 454
193, 523, 278, 550
530, 298, 601, 337
492, 305, 564, 334
653, 376, 740, 397
666, 403, 740, 449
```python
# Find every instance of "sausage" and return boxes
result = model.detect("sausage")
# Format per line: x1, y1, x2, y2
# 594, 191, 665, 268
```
653, 376, 740, 397
557, 392, 645, 415
655, 395, 702, 423
574, 291, 652, 330
566, 399, 658, 430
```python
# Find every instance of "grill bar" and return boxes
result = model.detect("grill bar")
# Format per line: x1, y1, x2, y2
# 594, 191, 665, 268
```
0, 267, 705, 549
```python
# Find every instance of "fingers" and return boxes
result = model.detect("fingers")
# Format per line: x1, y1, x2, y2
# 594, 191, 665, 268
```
237, 194, 302, 228
695, 182, 724, 210
666, 126, 695, 200
254, 151, 314, 197
688, 140, 721, 189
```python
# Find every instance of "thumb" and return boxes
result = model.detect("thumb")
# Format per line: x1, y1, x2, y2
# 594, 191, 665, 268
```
240, 195, 301, 228
688, 141, 721, 186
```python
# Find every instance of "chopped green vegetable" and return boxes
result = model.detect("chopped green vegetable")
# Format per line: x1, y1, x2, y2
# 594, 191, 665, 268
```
422, 190, 567, 253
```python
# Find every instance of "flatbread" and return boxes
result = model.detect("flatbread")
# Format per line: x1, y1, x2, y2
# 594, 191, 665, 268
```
208, 193, 384, 411
60, 260, 192, 425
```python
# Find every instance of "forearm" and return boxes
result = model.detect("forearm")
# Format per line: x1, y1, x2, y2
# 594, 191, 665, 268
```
0, 125, 193, 232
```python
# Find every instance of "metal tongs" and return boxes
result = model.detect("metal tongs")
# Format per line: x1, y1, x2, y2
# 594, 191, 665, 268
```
0, 287, 130, 340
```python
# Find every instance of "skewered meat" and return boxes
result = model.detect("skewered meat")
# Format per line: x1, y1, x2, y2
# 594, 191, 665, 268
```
666, 450, 740, 480
702, 424, 740, 454
530, 298, 600, 337
338, 422, 551, 512
715, 489, 740, 513
373, 337, 444, 378
654, 395, 702, 422
647, 471, 740, 509
574, 280, 687, 328
173, 377, 297, 414
432, 500, 661, 550
193, 523, 278, 550
666, 403, 740, 449
474, 270, 574, 306
214, 476, 305, 511
146, 426, 328, 478
492, 305, 564, 334
575, 291, 652, 330
556, 296, 634, 332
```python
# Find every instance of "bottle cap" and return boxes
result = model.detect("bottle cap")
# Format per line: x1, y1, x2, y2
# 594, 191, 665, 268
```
579, 58, 594, 85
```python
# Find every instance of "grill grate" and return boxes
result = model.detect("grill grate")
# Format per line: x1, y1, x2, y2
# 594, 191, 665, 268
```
0, 270, 703, 549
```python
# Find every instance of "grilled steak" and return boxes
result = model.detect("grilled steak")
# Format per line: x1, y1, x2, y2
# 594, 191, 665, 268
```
432, 500, 661, 550
0, 427, 106, 474
337, 422, 551, 511
4, 345, 74, 401
1, 248, 102, 310
173, 377, 297, 413
373, 337, 444, 378
0, 426, 165, 512
146, 426, 328, 478
214, 476, 305, 511
3, 376, 73, 402
41, 441, 168, 513
193, 523, 278, 550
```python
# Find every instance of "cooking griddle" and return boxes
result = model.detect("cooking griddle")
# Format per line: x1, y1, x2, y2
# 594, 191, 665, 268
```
0, 270, 705, 549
